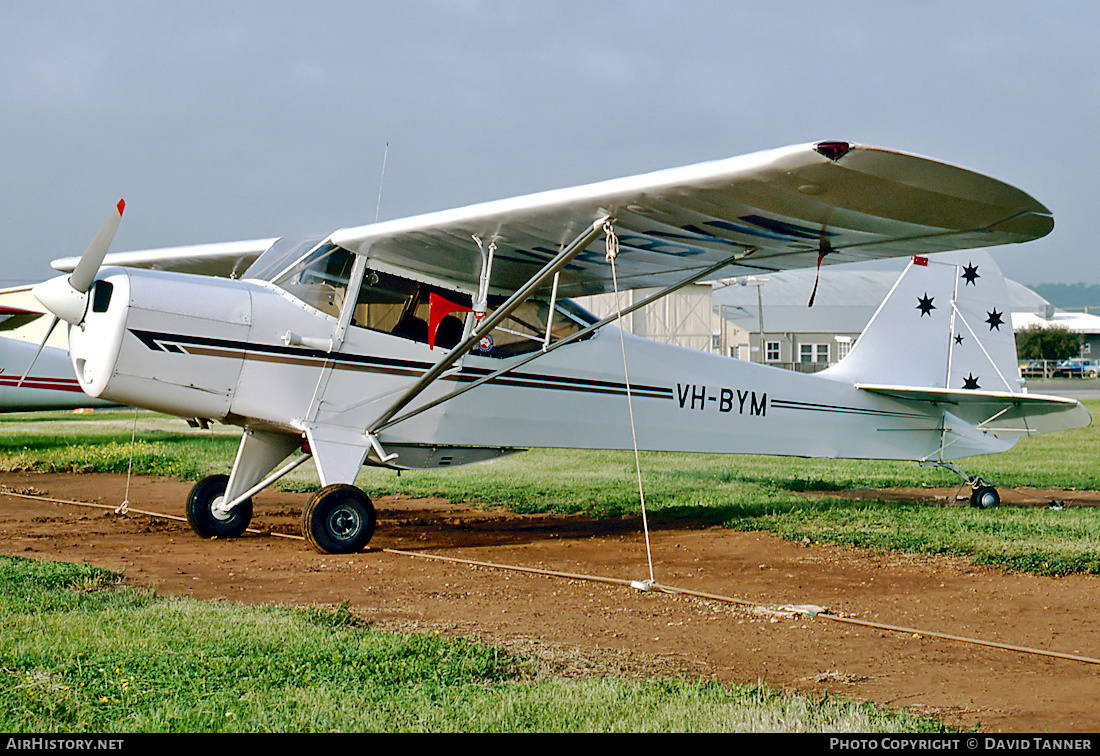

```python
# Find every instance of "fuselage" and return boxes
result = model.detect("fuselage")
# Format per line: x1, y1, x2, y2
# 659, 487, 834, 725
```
65, 264, 1013, 469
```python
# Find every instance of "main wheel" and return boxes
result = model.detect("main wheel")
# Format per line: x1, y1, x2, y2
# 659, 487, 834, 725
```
970, 484, 1000, 509
186, 474, 254, 539
301, 484, 376, 554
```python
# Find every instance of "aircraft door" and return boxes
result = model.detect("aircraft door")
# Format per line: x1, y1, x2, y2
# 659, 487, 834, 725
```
231, 244, 361, 429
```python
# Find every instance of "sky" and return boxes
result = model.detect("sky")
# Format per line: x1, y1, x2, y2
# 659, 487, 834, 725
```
2, 1, 1097, 288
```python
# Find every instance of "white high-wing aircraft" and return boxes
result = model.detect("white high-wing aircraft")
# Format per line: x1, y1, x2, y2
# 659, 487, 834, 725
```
29, 141, 1091, 554
0, 336, 106, 411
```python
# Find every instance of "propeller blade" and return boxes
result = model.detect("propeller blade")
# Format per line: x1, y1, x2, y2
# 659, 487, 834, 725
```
69, 199, 125, 294
16, 315, 60, 388
35, 198, 126, 327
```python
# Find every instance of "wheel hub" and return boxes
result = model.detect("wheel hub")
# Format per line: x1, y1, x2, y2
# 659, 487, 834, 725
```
328, 506, 361, 539
210, 495, 233, 521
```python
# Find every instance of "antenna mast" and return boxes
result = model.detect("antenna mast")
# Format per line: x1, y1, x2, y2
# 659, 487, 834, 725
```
374, 142, 389, 223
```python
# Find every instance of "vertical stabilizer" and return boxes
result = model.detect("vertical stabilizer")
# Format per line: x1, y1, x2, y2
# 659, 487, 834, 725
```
822, 252, 1020, 392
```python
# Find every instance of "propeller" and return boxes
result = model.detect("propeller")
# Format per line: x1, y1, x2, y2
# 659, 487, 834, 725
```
18, 199, 125, 387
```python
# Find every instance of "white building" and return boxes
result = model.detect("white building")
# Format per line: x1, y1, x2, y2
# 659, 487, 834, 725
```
1012, 310, 1100, 358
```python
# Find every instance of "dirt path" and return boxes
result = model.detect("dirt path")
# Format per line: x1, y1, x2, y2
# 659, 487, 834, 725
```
1, 472, 1098, 733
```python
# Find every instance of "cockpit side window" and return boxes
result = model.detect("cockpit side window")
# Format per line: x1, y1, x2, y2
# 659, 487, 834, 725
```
350, 269, 472, 350
352, 270, 422, 338
341, 266, 597, 355
271, 243, 354, 318
474, 296, 596, 359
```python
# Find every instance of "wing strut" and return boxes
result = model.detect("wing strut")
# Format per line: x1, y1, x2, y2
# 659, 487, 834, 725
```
366, 215, 610, 438
372, 248, 753, 434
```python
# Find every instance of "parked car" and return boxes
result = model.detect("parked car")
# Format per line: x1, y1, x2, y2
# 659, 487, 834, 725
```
1019, 360, 1050, 378
1052, 358, 1100, 379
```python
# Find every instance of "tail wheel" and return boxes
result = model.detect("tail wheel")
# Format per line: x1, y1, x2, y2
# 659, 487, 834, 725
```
970, 484, 1000, 509
301, 484, 376, 554
186, 474, 254, 538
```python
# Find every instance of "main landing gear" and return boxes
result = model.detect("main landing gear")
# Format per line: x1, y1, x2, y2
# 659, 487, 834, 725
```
186, 474, 254, 538
182, 429, 382, 554
301, 484, 377, 554
185, 475, 377, 554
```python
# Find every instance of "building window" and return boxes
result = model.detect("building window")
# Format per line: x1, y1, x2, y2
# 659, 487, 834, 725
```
765, 341, 780, 362
800, 343, 829, 364
835, 336, 852, 361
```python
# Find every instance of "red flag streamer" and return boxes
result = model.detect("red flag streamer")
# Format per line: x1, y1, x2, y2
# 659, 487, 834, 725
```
428, 292, 474, 349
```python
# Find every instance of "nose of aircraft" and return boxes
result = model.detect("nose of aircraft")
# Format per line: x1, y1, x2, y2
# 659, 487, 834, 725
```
32, 274, 91, 326
21, 199, 125, 387
32, 199, 125, 327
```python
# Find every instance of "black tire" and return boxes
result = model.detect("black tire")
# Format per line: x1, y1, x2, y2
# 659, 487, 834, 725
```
186, 474, 254, 539
970, 484, 1000, 509
301, 484, 376, 554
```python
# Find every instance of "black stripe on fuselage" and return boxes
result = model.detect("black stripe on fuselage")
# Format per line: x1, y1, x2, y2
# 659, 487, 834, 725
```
769, 398, 926, 419
128, 329, 674, 401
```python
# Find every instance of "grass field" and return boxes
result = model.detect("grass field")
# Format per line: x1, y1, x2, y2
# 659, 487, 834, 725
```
0, 556, 950, 733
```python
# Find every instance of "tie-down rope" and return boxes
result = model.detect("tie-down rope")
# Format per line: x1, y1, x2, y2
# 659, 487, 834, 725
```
4, 486, 1099, 667
604, 220, 656, 588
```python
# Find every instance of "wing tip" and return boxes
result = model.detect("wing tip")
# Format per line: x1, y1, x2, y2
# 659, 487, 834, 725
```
813, 141, 852, 161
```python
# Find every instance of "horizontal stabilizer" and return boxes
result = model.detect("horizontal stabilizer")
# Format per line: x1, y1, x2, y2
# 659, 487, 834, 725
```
856, 383, 1091, 436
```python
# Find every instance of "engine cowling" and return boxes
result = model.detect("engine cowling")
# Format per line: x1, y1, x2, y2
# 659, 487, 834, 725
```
67, 268, 253, 420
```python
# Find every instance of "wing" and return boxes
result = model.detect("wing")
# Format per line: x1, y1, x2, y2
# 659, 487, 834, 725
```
51, 238, 278, 279
0, 303, 45, 332
330, 141, 1053, 297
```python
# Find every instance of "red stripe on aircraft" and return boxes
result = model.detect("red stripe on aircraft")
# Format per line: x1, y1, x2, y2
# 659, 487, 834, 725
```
0, 377, 84, 392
